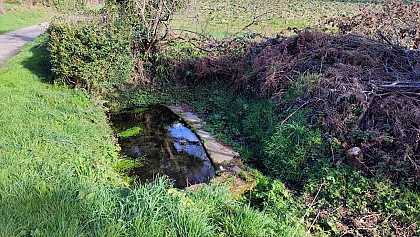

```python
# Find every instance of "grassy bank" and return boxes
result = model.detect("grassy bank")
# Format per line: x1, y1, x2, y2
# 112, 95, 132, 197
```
0, 36, 308, 236
0, 35, 120, 235
0, 2, 53, 34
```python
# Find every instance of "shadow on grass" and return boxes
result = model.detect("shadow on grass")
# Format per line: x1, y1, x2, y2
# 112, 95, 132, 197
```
21, 36, 54, 84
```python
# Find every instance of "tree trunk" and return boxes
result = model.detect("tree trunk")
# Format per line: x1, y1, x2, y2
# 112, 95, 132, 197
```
346, 147, 364, 170
0, 0, 5, 14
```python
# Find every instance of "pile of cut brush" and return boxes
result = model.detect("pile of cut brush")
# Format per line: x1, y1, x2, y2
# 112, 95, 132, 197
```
178, 29, 420, 187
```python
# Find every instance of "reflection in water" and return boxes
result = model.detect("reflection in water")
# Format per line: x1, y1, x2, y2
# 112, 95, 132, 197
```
110, 105, 215, 188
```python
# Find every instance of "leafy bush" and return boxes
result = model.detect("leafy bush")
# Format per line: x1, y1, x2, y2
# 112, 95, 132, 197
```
48, 21, 132, 95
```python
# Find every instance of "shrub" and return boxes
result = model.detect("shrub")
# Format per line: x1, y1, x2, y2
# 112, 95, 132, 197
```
48, 21, 132, 96
48, 0, 186, 96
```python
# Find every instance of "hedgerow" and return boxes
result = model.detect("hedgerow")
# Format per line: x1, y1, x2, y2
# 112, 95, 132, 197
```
48, 21, 132, 95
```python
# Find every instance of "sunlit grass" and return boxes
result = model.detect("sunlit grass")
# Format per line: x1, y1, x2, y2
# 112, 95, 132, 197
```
0, 3, 53, 34
0, 35, 120, 235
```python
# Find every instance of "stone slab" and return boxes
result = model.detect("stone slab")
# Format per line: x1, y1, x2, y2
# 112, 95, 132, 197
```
168, 105, 239, 165
202, 138, 239, 164
167, 105, 202, 124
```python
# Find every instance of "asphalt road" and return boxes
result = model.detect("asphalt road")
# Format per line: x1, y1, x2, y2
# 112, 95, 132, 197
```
0, 22, 49, 68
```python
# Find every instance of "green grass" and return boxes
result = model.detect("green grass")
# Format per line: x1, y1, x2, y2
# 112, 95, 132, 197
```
0, 35, 120, 236
0, 36, 309, 236
0, 3, 53, 34
171, 0, 362, 39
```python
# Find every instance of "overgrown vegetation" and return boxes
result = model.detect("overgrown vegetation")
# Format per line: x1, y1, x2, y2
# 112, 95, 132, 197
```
0, 35, 313, 237
48, 21, 133, 95
160, 1, 419, 235
9, 0, 420, 236
180, 73, 419, 236
48, 0, 187, 98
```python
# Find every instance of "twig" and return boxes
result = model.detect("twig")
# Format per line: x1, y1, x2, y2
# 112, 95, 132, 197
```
359, 213, 381, 222
380, 84, 420, 89
241, 10, 270, 31
309, 210, 321, 232
378, 32, 398, 49
188, 40, 212, 52
172, 28, 213, 41
397, 92, 420, 103
280, 100, 311, 125
292, 182, 323, 237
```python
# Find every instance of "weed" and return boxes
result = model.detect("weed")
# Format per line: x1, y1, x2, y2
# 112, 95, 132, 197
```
264, 110, 324, 183
282, 73, 322, 103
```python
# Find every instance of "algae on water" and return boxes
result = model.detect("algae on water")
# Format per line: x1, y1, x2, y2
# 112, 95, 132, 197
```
110, 105, 215, 188
118, 126, 142, 138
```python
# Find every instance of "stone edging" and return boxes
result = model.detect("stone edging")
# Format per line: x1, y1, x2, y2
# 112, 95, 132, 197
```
167, 105, 242, 173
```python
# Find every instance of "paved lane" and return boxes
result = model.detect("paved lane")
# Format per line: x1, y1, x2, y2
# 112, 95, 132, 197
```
0, 22, 49, 68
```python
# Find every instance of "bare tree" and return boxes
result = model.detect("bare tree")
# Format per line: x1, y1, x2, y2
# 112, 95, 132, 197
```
119, 0, 185, 53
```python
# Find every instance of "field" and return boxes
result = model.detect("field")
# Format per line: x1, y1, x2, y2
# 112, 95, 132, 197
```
171, 0, 362, 38
0, 2, 52, 33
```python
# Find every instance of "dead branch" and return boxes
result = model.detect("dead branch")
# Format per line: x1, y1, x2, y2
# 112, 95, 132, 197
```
380, 83, 420, 90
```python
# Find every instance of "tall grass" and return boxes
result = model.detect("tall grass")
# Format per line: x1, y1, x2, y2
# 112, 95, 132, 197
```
0, 36, 305, 236
0, 35, 120, 236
